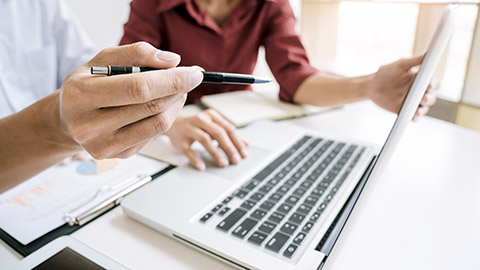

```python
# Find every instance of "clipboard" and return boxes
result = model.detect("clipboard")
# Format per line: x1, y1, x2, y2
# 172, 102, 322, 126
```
0, 157, 175, 256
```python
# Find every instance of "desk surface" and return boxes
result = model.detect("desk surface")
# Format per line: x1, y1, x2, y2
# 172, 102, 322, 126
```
2, 101, 479, 270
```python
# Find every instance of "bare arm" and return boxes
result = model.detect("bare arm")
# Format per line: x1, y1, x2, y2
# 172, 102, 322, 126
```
293, 73, 371, 108
0, 42, 203, 193
293, 55, 436, 117
0, 92, 80, 192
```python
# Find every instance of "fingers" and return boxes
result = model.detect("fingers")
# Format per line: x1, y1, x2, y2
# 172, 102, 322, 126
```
84, 94, 186, 159
400, 54, 425, 70
206, 110, 248, 158
413, 105, 430, 121
200, 118, 241, 164
84, 66, 203, 108
84, 92, 186, 137
420, 90, 437, 107
190, 127, 229, 168
182, 143, 206, 171
88, 42, 180, 69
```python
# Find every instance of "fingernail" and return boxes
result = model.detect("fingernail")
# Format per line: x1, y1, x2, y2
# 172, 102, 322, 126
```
196, 161, 206, 171
240, 148, 248, 157
219, 157, 229, 167
155, 50, 180, 62
232, 153, 241, 164
189, 67, 204, 88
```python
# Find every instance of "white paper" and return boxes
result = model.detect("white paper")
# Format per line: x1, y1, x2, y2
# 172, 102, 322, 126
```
0, 154, 168, 245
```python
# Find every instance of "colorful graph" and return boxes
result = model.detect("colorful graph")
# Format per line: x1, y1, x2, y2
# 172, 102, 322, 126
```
76, 159, 119, 175
0, 181, 54, 209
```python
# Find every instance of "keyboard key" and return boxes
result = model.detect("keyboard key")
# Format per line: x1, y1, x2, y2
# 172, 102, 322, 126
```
259, 221, 277, 234
297, 204, 312, 215
288, 212, 305, 225
275, 171, 287, 179
259, 201, 275, 211
304, 196, 319, 206
248, 231, 268, 245
233, 189, 249, 199
280, 222, 298, 235
283, 243, 298, 258
268, 193, 283, 203
309, 211, 322, 222
217, 209, 247, 231
251, 209, 267, 220
243, 179, 261, 191
211, 204, 223, 213
300, 180, 313, 189
293, 187, 307, 197
232, 218, 258, 239
249, 192, 265, 202
265, 232, 290, 253
267, 178, 281, 186
218, 207, 230, 216
200, 213, 213, 223
324, 193, 334, 202
317, 203, 327, 211
276, 185, 290, 195
285, 179, 297, 187
302, 222, 314, 233
240, 200, 256, 210
285, 195, 300, 206
310, 187, 325, 198
268, 212, 285, 224
277, 203, 293, 215
222, 196, 233, 204
258, 185, 273, 194
292, 232, 307, 245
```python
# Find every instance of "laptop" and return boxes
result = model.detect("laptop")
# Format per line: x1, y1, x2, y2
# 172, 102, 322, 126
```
122, 7, 456, 270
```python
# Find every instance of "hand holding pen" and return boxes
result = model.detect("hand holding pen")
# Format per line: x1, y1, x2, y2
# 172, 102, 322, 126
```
59, 42, 204, 159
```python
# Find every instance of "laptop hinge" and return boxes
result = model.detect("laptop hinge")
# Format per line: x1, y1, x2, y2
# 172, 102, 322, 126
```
315, 156, 377, 260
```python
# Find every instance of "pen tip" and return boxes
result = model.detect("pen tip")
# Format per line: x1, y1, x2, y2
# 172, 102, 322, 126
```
254, 78, 273, 84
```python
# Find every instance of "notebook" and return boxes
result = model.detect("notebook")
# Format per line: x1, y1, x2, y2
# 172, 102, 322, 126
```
200, 91, 331, 127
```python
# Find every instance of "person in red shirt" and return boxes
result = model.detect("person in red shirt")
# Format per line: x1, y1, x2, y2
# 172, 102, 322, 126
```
120, 0, 435, 170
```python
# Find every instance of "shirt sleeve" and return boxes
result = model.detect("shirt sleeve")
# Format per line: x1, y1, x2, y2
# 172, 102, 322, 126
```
262, 0, 318, 103
119, 0, 163, 47
52, 0, 96, 89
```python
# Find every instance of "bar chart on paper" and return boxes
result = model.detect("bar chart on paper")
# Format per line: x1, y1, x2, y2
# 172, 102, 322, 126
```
0, 154, 167, 245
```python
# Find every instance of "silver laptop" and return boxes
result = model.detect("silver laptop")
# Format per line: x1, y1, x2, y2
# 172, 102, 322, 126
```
122, 7, 456, 270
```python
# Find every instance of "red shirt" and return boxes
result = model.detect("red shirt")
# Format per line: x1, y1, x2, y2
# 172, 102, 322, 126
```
120, 0, 318, 104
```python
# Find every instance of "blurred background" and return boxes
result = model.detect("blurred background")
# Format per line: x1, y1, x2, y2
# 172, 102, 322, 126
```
65, 0, 480, 132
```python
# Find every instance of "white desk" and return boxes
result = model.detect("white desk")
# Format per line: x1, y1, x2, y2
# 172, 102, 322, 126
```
2, 101, 479, 270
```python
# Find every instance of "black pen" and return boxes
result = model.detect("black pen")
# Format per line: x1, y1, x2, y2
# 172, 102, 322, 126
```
91, 66, 272, 84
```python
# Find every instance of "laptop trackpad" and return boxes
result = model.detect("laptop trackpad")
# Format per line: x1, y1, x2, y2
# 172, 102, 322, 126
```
201, 146, 270, 181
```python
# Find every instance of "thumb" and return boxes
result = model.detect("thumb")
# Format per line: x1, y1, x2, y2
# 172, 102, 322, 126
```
88, 42, 181, 69
400, 54, 425, 70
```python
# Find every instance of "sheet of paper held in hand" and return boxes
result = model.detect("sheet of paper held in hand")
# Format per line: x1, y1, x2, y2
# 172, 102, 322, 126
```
0, 154, 168, 245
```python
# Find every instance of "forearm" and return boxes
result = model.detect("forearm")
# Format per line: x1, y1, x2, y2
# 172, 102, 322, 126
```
0, 90, 80, 192
293, 73, 374, 107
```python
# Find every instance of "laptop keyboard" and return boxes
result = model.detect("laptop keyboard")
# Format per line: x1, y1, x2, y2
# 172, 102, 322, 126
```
199, 135, 366, 259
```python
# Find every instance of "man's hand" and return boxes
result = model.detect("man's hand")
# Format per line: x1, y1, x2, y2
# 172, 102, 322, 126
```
165, 109, 248, 170
368, 55, 437, 118
59, 42, 204, 159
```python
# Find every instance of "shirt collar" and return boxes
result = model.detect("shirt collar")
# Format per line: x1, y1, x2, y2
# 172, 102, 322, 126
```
154, 0, 278, 13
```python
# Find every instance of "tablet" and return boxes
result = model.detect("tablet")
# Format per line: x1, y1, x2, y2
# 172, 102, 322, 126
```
10, 236, 129, 270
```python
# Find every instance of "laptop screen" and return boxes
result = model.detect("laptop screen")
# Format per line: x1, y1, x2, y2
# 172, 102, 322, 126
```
318, 5, 457, 261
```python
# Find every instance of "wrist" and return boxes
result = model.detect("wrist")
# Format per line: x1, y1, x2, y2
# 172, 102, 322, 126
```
34, 90, 82, 154
357, 74, 375, 101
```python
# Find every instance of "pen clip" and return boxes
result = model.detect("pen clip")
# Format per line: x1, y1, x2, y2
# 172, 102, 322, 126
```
64, 174, 152, 226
